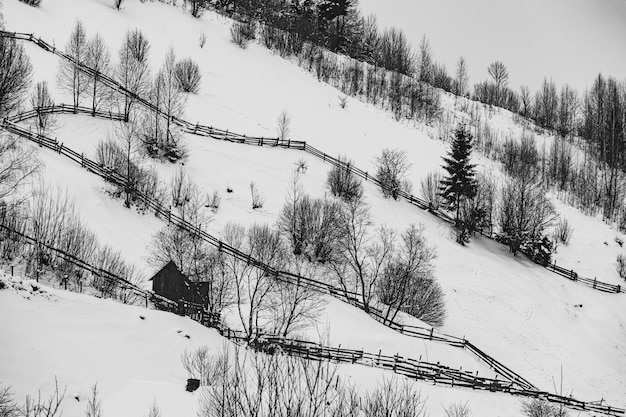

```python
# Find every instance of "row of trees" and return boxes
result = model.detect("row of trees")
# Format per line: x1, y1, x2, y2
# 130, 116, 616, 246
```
57, 22, 201, 160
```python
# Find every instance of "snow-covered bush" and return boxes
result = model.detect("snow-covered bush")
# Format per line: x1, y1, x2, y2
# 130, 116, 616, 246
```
174, 58, 202, 94
327, 157, 363, 203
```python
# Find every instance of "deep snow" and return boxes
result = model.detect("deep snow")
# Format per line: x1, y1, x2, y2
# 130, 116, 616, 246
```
1, 0, 625, 414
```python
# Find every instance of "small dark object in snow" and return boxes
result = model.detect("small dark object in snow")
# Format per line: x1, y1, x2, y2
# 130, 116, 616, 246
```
139, 315, 145, 320
575, 304, 583, 308
186, 378, 200, 392
185, 334, 191, 339
604, 241, 609, 245
226, 187, 233, 193
74, 395, 80, 402
177, 330, 182, 333
615, 237, 624, 247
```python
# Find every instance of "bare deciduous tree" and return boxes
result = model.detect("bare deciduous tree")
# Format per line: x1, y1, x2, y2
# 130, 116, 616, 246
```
116, 29, 151, 121
86, 33, 112, 114
487, 61, 509, 106
332, 199, 395, 312
453, 56, 469, 97
376, 224, 441, 325
276, 110, 291, 141
375, 148, 411, 200
30, 81, 57, 136
327, 156, 363, 202
0, 34, 33, 116
58, 21, 88, 109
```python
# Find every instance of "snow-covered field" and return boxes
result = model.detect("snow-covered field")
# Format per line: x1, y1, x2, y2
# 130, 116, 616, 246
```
1, 0, 625, 415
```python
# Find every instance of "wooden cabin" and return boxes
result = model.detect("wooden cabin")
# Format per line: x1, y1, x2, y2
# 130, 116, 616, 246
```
149, 261, 208, 305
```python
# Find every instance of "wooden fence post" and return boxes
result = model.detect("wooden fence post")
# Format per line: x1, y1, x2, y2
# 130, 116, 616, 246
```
145, 293, 149, 308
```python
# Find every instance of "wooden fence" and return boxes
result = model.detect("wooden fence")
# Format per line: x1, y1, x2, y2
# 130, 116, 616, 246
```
0, 30, 623, 407
1, 30, 621, 294
0, 116, 536, 391
0, 224, 622, 416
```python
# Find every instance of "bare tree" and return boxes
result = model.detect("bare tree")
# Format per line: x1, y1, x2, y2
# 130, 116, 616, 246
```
0, 134, 40, 203
110, 118, 142, 207
375, 148, 412, 199
0, 34, 33, 116
116, 29, 151, 121
58, 21, 88, 109
0, 384, 20, 417
30, 81, 57, 136
278, 173, 343, 262
22, 378, 66, 417
420, 170, 443, 211
86, 33, 112, 114
487, 61, 509, 106
417, 35, 434, 84
520, 85, 532, 117
270, 255, 326, 337
85, 383, 102, 417
332, 199, 395, 312
326, 156, 363, 202
453, 56, 468, 97
221, 223, 284, 340
156, 48, 186, 155
276, 110, 291, 141
250, 181, 265, 209
376, 224, 440, 325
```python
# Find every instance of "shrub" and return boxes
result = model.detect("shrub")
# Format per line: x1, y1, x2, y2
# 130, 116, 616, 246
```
250, 181, 264, 209
230, 21, 255, 49
405, 274, 446, 327
520, 399, 566, 417
198, 32, 207, 48
327, 158, 363, 202
617, 255, 626, 281
181, 346, 228, 386
375, 148, 411, 200
175, 58, 202, 94
553, 218, 573, 245
444, 402, 472, 417
206, 191, 221, 211
420, 170, 443, 210
18, 0, 42, 6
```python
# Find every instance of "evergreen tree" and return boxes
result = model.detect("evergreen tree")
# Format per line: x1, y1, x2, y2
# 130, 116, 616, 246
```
439, 124, 477, 244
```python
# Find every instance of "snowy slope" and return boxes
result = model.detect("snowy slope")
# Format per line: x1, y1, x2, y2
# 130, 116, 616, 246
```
0, 275, 553, 417
2, 0, 625, 412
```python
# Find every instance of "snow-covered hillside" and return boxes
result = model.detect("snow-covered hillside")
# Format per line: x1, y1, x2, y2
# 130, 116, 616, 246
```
1, 0, 625, 415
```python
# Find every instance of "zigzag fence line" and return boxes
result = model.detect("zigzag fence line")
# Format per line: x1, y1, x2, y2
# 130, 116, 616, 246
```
0, 224, 622, 416
0, 116, 537, 391
2, 29, 620, 295
1, 30, 622, 399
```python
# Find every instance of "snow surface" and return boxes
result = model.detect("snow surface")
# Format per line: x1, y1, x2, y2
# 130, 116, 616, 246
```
2, 0, 625, 414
